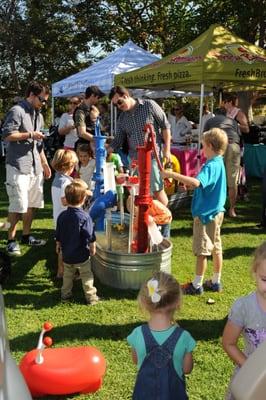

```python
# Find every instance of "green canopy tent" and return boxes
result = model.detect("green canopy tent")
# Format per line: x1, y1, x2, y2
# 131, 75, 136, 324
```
115, 24, 266, 132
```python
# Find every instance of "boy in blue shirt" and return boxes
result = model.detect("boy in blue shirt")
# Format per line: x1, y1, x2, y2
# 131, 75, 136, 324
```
161, 128, 228, 295
55, 179, 99, 305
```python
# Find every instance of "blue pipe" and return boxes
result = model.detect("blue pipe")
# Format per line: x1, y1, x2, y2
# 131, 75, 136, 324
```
89, 190, 116, 222
91, 118, 116, 230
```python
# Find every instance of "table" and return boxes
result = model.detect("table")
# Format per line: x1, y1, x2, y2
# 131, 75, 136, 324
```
243, 143, 266, 178
171, 146, 205, 177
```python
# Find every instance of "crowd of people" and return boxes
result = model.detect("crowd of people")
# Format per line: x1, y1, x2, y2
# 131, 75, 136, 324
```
2, 80, 265, 400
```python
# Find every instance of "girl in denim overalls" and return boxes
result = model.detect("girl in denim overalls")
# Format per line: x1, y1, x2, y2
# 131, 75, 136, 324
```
127, 271, 196, 400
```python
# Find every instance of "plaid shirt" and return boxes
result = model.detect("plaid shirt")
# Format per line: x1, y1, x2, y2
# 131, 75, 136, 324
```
111, 99, 170, 160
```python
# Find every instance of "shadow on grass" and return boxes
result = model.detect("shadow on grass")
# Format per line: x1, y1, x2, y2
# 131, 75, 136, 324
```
180, 317, 227, 341
170, 226, 192, 238
223, 245, 258, 259
10, 318, 226, 352
2, 233, 55, 285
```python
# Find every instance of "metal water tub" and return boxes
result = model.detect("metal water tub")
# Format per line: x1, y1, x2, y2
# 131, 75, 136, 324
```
91, 213, 172, 290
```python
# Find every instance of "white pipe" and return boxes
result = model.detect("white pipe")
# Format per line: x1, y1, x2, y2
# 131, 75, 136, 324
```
128, 186, 135, 253
106, 208, 112, 251
119, 187, 125, 226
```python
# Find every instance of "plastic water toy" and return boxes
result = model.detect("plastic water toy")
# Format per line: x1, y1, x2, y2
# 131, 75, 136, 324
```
20, 322, 106, 397
0, 288, 32, 400
231, 339, 266, 400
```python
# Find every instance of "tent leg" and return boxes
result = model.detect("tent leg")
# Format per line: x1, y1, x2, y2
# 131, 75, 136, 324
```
197, 83, 205, 171
51, 97, 54, 125
111, 102, 114, 136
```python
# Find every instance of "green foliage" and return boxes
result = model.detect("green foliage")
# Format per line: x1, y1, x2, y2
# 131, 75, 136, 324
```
0, 0, 265, 114
0, 161, 264, 399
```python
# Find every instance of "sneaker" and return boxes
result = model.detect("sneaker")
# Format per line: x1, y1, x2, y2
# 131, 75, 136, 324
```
61, 294, 73, 303
181, 282, 203, 295
255, 223, 266, 230
21, 235, 46, 246
87, 297, 100, 306
6, 241, 21, 256
203, 280, 222, 292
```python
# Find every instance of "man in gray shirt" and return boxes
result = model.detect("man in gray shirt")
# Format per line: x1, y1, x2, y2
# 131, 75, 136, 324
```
2, 81, 51, 255
204, 108, 241, 218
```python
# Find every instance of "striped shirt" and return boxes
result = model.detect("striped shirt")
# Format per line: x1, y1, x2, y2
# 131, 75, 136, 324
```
111, 99, 170, 160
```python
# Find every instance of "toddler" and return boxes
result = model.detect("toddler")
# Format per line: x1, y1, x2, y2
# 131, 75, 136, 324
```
55, 179, 99, 305
51, 149, 78, 278
222, 241, 266, 400
127, 271, 195, 400
76, 143, 96, 189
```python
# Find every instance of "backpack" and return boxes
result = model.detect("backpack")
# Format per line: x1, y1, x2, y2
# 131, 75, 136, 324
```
133, 324, 188, 400
0, 251, 11, 285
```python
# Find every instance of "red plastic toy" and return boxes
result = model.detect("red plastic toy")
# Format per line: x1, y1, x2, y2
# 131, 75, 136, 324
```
20, 322, 106, 397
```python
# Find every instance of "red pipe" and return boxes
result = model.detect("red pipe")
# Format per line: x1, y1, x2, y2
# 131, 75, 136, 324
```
135, 124, 156, 253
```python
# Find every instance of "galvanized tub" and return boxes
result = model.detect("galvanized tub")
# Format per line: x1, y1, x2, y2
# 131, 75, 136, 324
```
91, 213, 172, 290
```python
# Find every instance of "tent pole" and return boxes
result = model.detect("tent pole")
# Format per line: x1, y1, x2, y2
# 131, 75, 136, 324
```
197, 83, 205, 171
199, 83, 204, 135
110, 102, 114, 136
51, 97, 54, 125
114, 105, 117, 135
219, 89, 223, 106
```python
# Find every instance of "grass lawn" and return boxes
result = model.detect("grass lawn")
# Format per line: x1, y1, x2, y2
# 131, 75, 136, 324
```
0, 160, 265, 400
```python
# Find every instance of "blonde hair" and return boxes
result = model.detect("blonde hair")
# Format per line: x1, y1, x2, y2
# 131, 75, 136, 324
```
64, 179, 88, 206
202, 128, 228, 155
251, 241, 266, 273
138, 271, 181, 314
51, 149, 78, 173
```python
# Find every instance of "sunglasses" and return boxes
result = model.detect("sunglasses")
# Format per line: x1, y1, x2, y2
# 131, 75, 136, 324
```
114, 98, 124, 107
37, 95, 47, 105
174, 107, 181, 111
69, 101, 79, 105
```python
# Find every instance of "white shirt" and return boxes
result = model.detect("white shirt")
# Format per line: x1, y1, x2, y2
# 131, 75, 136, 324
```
168, 114, 192, 143
51, 173, 73, 227
78, 159, 96, 188
58, 112, 78, 149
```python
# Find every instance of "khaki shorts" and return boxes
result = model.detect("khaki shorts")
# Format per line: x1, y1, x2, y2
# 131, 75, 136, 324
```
224, 143, 241, 188
192, 212, 224, 256
5, 165, 44, 213
151, 158, 164, 193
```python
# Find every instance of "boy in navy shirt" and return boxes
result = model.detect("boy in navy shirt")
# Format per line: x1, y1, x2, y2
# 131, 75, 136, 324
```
161, 128, 228, 295
55, 179, 99, 305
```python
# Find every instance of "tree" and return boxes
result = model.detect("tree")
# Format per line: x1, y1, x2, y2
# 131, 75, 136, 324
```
0, 0, 99, 104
